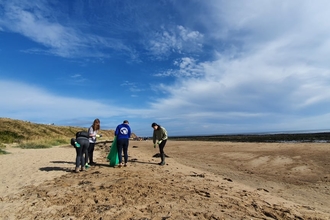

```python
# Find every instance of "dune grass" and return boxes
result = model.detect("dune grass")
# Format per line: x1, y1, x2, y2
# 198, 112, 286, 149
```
0, 118, 86, 144
0, 149, 9, 155
0, 117, 119, 145
0, 118, 134, 153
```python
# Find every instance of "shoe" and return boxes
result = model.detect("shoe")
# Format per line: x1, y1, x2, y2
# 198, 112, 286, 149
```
118, 164, 122, 168
124, 163, 127, 167
158, 162, 165, 166
80, 167, 86, 172
90, 162, 97, 166
74, 167, 80, 173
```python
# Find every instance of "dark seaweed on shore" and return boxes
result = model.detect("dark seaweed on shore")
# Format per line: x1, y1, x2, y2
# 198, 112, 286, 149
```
170, 132, 330, 143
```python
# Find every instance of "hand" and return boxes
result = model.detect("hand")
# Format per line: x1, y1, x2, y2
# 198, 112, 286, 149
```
157, 140, 162, 144
96, 134, 102, 138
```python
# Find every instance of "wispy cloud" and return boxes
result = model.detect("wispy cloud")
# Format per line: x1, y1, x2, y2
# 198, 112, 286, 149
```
0, 80, 157, 133
121, 81, 144, 93
0, 80, 123, 123
146, 1, 330, 133
67, 74, 88, 84
0, 1, 136, 59
154, 57, 204, 77
145, 25, 203, 58
0, 1, 203, 61
1, 1, 330, 136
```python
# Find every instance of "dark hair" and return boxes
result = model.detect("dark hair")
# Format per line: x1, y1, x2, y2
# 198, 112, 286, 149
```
151, 122, 158, 127
92, 118, 100, 131
123, 120, 129, 124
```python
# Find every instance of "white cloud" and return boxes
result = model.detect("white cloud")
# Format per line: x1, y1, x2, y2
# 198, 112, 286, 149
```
146, 25, 203, 58
0, 80, 124, 123
0, 80, 155, 133
146, 1, 330, 134
0, 1, 136, 59
155, 57, 204, 77
0, 2, 84, 57
156, 50, 330, 116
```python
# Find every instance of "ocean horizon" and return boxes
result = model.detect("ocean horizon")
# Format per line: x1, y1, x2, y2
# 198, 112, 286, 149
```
168, 129, 330, 143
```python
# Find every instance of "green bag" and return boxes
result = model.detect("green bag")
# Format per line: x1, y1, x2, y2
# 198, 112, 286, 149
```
107, 136, 119, 167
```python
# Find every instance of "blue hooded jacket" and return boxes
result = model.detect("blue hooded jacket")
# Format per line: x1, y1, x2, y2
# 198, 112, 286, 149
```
115, 123, 131, 139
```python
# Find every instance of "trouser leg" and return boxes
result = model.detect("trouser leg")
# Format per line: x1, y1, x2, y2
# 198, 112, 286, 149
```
159, 140, 167, 165
123, 139, 129, 164
75, 146, 83, 168
76, 138, 89, 168
88, 143, 95, 163
85, 143, 89, 164
117, 139, 124, 164
81, 140, 88, 169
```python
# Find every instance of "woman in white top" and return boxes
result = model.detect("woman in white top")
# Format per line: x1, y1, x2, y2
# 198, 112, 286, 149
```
88, 118, 101, 165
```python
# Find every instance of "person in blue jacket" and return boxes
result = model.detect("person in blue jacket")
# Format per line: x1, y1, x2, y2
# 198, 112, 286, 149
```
115, 120, 131, 168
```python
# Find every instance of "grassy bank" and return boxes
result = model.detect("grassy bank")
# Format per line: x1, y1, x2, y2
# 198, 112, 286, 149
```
0, 118, 136, 152
0, 118, 117, 143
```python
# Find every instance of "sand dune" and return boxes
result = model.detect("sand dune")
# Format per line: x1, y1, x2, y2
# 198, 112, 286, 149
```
1, 140, 330, 219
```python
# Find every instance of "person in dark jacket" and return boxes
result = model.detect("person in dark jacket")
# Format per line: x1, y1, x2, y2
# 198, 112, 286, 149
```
74, 133, 90, 173
151, 122, 168, 166
115, 120, 131, 167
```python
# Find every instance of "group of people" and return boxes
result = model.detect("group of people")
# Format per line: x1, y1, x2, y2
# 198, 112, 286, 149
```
73, 119, 168, 172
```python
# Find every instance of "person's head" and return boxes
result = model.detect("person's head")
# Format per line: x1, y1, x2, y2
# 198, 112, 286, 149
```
123, 120, 129, 124
151, 122, 159, 130
92, 118, 100, 130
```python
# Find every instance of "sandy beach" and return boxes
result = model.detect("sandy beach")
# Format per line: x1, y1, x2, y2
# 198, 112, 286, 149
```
1, 140, 330, 219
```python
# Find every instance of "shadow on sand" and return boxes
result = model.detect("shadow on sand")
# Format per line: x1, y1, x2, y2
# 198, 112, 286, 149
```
129, 158, 160, 165
39, 166, 73, 172
50, 160, 75, 165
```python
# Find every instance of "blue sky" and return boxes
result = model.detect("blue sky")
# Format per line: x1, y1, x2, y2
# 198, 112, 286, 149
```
1, 0, 330, 137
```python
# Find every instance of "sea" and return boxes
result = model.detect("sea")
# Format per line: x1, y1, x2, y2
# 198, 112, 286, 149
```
170, 129, 330, 143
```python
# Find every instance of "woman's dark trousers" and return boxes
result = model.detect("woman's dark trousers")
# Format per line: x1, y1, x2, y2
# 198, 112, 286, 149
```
75, 137, 89, 168
159, 140, 167, 165
88, 142, 95, 164
117, 138, 129, 164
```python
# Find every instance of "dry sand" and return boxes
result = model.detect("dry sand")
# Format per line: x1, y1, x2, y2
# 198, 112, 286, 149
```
0, 140, 330, 219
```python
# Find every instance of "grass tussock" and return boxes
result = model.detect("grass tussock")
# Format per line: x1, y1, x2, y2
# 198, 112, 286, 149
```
0, 149, 9, 154
0, 143, 5, 149
0, 143, 9, 154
